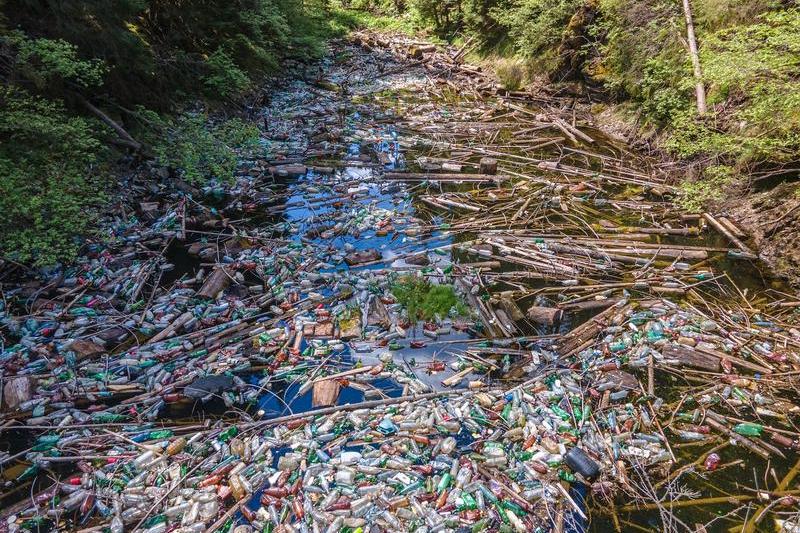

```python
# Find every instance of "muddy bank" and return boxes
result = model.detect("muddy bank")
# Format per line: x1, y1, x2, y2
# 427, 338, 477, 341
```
723, 181, 800, 287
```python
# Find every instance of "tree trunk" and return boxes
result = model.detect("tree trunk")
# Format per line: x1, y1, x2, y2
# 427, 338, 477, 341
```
81, 98, 143, 151
681, 0, 707, 114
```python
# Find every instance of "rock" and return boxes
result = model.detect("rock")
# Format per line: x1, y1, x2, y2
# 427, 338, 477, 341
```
596, 370, 638, 391
4, 376, 35, 411
344, 249, 381, 266
405, 253, 430, 266
67, 339, 106, 360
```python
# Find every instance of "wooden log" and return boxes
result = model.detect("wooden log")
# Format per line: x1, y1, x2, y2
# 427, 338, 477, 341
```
498, 296, 526, 322
662, 344, 720, 372
559, 303, 627, 355
457, 260, 501, 270
694, 345, 773, 374
717, 216, 746, 238
384, 172, 504, 182
702, 212, 755, 256
494, 308, 519, 335
421, 195, 481, 212
198, 267, 231, 299
149, 311, 194, 344
526, 306, 563, 326
479, 157, 498, 175
312, 380, 341, 408
558, 298, 622, 312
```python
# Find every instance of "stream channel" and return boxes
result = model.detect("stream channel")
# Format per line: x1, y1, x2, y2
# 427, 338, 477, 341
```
1, 32, 798, 533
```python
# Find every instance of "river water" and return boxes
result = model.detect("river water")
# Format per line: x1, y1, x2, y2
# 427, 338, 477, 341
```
1, 33, 798, 532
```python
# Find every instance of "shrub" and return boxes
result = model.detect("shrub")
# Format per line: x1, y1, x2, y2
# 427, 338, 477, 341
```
0, 88, 107, 266
494, 57, 526, 90
204, 49, 252, 99
491, 0, 582, 70
676, 165, 736, 212
135, 109, 262, 184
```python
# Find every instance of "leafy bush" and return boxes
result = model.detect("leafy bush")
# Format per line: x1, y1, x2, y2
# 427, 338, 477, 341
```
7, 31, 107, 91
638, 57, 693, 124
135, 110, 262, 184
204, 49, 252, 98
491, 0, 582, 69
676, 165, 735, 212
0, 88, 106, 265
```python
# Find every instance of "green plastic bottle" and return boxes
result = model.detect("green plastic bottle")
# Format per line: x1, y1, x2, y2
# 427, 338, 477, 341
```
733, 422, 763, 437
218, 426, 238, 442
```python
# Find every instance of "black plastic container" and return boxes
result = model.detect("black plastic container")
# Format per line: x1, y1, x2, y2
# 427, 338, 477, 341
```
565, 447, 600, 480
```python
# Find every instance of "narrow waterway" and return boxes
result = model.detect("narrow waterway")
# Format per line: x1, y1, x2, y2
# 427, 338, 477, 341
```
1, 32, 798, 532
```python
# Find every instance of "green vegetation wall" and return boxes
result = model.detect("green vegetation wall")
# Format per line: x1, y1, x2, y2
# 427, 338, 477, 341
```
0, 0, 353, 266
360, 0, 800, 193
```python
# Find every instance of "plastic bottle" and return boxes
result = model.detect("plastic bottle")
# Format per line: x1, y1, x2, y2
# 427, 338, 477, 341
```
733, 422, 763, 437
704, 453, 721, 471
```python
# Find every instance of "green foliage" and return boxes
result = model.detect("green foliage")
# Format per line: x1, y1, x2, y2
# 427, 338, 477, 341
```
0, 0, 352, 267
391, 276, 467, 322
638, 57, 693, 124
0, 88, 106, 265
676, 165, 735, 212
7, 31, 107, 90
2, 0, 343, 109
136, 110, 261, 184
204, 49, 252, 98
591, 0, 685, 97
663, 9, 800, 165
491, 0, 581, 68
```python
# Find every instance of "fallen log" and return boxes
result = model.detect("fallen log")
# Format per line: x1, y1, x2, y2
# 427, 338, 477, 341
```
384, 172, 505, 182
198, 267, 232, 299
702, 212, 756, 257
526, 306, 563, 326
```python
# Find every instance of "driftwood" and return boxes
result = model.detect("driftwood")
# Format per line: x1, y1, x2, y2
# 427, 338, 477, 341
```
384, 172, 505, 182
526, 306, 563, 326
559, 303, 629, 356
498, 296, 526, 322
81, 98, 142, 151
479, 157, 498, 175
198, 267, 232, 299
312, 380, 341, 408
149, 311, 193, 344
662, 344, 720, 372
702, 212, 755, 256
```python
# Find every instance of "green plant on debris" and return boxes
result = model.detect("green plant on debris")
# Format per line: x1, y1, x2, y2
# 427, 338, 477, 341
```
390, 275, 467, 322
